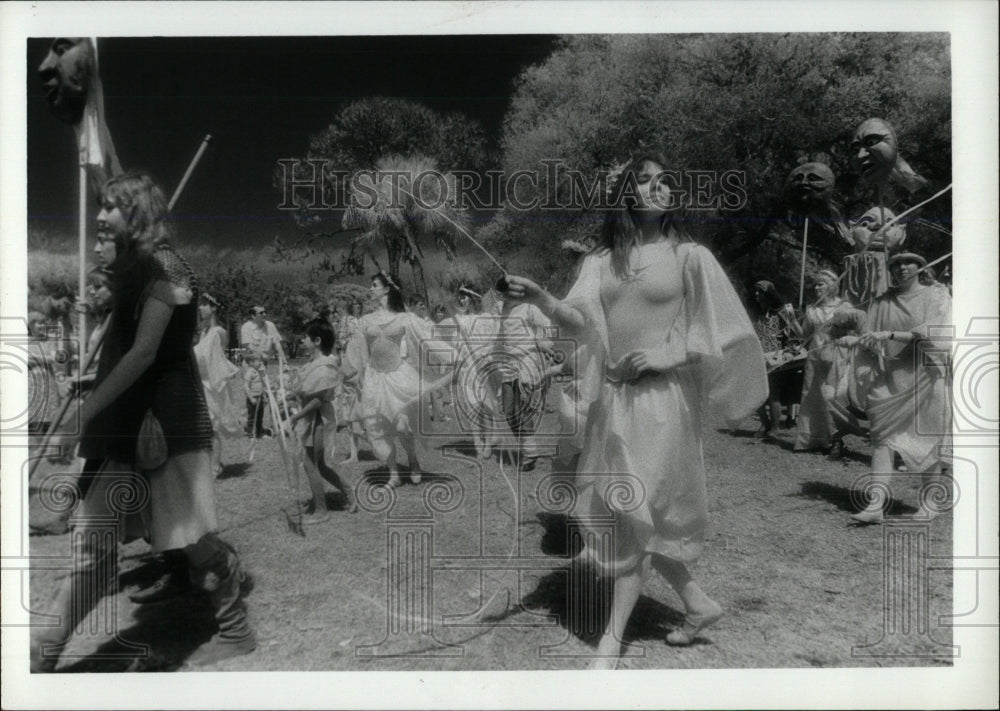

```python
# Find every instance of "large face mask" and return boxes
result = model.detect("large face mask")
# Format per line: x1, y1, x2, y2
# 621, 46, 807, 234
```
37, 37, 93, 124
850, 206, 906, 250
851, 118, 899, 185
785, 162, 836, 214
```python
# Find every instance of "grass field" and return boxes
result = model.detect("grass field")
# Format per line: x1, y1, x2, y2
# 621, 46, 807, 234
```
25, 365, 954, 672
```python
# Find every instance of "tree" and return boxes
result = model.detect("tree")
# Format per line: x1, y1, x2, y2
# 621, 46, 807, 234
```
342, 154, 470, 306
489, 33, 951, 293
274, 97, 489, 295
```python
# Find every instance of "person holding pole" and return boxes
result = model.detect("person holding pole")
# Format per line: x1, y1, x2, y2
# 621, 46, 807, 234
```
34, 173, 256, 671
785, 270, 867, 455
845, 252, 952, 524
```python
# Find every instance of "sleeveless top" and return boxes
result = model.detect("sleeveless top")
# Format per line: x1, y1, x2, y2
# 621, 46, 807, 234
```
78, 245, 213, 465
363, 314, 407, 373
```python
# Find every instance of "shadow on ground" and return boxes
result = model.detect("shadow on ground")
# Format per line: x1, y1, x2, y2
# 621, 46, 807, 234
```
218, 463, 252, 480
495, 513, 688, 650
793, 480, 917, 516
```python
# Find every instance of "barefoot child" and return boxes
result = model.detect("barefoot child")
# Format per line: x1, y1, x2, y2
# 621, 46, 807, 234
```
287, 318, 357, 518
242, 350, 269, 438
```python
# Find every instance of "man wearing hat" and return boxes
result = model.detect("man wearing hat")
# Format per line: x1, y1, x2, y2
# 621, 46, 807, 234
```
848, 251, 952, 523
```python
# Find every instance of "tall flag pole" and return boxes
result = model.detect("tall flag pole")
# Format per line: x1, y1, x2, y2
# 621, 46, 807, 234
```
39, 37, 122, 363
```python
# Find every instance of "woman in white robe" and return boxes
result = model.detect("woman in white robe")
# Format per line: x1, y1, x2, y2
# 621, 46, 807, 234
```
790, 270, 867, 453
847, 252, 952, 523
194, 294, 243, 477
345, 273, 454, 488
438, 287, 503, 459
505, 154, 767, 667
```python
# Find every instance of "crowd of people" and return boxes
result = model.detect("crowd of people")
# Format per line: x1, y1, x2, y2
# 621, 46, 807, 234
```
28, 150, 952, 671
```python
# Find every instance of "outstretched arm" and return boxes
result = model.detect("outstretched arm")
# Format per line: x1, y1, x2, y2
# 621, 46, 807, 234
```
504, 276, 586, 331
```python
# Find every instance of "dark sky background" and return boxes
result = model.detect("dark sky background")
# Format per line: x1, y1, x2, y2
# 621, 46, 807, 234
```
26, 35, 559, 250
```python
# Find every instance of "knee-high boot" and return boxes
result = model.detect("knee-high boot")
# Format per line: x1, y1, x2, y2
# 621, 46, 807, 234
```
183, 532, 256, 666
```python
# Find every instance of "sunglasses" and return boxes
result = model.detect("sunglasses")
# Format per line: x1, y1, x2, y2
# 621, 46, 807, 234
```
253, 310, 266, 315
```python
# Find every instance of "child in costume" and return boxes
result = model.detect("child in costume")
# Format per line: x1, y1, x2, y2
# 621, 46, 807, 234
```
287, 318, 357, 518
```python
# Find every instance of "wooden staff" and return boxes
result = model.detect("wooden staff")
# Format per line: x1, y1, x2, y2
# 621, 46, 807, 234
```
168, 135, 212, 212
29, 328, 105, 481
798, 217, 810, 309
261, 368, 306, 536
77, 161, 88, 364
877, 184, 889, 283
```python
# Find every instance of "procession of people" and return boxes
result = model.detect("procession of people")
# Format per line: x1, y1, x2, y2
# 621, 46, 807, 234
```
25, 37, 955, 674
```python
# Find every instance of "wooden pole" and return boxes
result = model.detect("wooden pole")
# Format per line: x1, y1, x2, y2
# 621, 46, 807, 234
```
798, 217, 809, 309
877, 184, 889, 284
168, 134, 212, 212
78, 161, 88, 364
29, 329, 105, 481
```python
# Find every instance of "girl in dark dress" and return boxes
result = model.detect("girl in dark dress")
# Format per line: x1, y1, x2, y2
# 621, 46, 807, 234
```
33, 173, 255, 671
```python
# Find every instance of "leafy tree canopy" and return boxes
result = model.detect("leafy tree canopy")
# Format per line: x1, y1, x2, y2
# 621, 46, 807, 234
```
491, 33, 951, 299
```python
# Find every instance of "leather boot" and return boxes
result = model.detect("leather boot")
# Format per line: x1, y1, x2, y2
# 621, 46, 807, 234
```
128, 549, 192, 604
183, 533, 256, 667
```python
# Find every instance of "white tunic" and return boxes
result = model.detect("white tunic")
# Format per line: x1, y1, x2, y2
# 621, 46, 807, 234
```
561, 241, 767, 567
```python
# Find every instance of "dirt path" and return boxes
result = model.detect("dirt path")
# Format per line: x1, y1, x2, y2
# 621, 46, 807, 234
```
26, 383, 953, 671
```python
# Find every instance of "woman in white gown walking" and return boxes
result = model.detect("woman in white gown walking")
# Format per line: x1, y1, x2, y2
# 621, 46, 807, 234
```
346, 273, 452, 488
194, 293, 243, 477
505, 154, 767, 668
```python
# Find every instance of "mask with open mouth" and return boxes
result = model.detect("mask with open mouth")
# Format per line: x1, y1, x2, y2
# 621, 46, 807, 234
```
851, 118, 899, 185
37, 37, 93, 124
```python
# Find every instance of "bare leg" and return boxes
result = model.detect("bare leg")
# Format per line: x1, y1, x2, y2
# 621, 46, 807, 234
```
916, 463, 944, 520
398, 429, 422, 484
366, 415, 400, 486
316, 449, 357, 512
301, 447, 329, 517
345, 428, 360, 463
589, 558, 646, 669
769, 400, 783, 432
211, 431, 223, 476
852, 444, 893, 523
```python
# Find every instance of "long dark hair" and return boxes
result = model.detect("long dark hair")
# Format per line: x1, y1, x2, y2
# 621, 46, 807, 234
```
199, 293, 229, 334
600, 153, 691, 278
372, 272, 406, 313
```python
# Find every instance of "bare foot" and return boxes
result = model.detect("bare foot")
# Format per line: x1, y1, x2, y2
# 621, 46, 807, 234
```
587, 655, 618, 670
850, 507, 884, 525
666, 598, 723, 646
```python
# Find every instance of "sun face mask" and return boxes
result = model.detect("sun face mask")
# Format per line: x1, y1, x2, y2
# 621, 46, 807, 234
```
785, 162, 836, 215
850, 206, 906, 250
